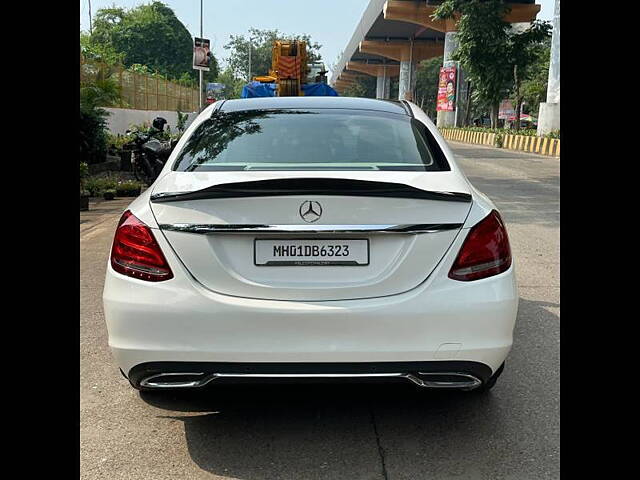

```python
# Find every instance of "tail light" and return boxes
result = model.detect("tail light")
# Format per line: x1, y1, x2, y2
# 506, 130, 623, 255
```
110, 210, 173, 282
449, 210, 511, 281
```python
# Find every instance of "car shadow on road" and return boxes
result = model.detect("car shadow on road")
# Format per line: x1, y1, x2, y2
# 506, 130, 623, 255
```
141, 384, 495, 479
137, 297, 559, 480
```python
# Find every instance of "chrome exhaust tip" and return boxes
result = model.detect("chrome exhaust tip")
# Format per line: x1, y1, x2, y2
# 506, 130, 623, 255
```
139, 372, 219, 389
405, 372, 482, 390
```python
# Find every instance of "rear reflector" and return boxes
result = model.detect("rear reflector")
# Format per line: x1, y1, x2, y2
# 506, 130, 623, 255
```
110, 210, 173, 282
448, 210, 511, 281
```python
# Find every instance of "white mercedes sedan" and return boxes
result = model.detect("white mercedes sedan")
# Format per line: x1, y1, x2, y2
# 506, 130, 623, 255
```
103, 96, 517, 393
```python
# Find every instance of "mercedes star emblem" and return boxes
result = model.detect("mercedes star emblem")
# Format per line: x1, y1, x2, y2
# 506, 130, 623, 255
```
299, 201, 322, 223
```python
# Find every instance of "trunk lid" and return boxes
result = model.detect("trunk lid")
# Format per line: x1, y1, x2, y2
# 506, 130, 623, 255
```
150, 171, 472, 301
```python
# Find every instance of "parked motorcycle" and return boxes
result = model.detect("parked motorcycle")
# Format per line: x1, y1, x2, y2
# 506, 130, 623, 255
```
124, 117, 178, 185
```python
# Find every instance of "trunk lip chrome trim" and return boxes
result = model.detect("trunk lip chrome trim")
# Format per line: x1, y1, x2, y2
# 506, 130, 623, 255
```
158, 223, 463, 235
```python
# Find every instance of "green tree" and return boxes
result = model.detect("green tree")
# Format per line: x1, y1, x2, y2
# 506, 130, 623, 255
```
343, 76, 376, 98
80, 77, 120, 110
434, 0, 512, 127
176, 111, 189, 133
508, 21, 552, 130
215, 68, 246, 99
80, 31, 124, 64
414, 56, 443, 120
434, 1, 552, 129
80, 108, 109, 165
224, 28, 322, 81
519, 38, 551, 119
89, 1, 218, 83
80, 63, 121, 165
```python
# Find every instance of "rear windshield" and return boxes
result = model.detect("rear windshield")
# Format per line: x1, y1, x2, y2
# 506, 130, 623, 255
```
173, 108, 449, 172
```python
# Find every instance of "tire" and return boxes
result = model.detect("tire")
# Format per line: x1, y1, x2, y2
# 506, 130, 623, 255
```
151, 159, 165, 182
132, 154, 145, 183
472, 362, 504, 393
133, 157, 154, 185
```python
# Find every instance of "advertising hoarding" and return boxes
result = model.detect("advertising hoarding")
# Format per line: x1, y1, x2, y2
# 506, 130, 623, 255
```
499, 100, 516, 120
437, 66, 457, 112
193, 37, 211, 71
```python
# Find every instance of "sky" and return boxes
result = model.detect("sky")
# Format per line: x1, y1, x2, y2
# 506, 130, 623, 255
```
79, 0, 555, 76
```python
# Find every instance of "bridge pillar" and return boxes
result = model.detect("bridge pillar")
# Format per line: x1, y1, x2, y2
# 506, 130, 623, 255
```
398, 61, 416, 102
358, 40, 443, 101
376, 75, 391, 99
437, 32, 462, 128
347, 62, 398, 99
537, 0, 560, 135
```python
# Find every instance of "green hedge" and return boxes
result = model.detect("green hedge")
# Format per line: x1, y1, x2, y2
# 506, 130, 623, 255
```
80, 107, 109, 165
84, 175, 144, 197
442, 127, 559, 138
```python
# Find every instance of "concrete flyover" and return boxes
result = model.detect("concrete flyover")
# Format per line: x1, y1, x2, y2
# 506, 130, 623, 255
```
330, 0, 541, 126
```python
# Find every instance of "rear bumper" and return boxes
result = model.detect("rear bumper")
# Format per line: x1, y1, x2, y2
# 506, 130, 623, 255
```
127, 360, 493, 390
103, 243, 518, 377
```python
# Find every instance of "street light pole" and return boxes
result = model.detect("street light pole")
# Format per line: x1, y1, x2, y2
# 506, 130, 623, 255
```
88, 0, 93, 34
248, 38, 252, 83
199, 0, 203, 110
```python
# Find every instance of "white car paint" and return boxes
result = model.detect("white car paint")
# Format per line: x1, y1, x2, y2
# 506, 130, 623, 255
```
103, 98, 517, 389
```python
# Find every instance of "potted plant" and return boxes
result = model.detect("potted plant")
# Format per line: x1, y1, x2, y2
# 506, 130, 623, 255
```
103, 189, 116, 201
80, 162, 90, 211
110, 132, 134, 172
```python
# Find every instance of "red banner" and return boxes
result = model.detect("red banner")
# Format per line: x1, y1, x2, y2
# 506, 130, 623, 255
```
437, 66, 457, 112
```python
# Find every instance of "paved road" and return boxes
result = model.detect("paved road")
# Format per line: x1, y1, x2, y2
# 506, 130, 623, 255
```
80, 143, 559, 480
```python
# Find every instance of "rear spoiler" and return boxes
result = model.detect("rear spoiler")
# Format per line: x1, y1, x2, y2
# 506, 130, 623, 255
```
150, 178, 472, 203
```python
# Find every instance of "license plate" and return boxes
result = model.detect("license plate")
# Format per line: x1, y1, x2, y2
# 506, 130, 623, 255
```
254, 239, 369, 266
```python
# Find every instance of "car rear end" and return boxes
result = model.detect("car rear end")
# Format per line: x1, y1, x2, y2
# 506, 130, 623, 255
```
103, 97, 517, 391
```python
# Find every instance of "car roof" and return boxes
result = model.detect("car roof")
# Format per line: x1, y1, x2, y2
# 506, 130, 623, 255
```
218, 96, 410, 115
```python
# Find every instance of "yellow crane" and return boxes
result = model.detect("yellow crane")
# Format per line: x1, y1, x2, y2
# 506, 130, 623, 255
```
245, 39, 334, 98
254, 40, 310, 96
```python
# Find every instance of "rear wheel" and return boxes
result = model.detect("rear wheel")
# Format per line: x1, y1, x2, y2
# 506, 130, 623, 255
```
472, 362, 504, 393
133, 155, 155, 185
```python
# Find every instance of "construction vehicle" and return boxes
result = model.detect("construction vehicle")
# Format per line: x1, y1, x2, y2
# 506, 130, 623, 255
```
242, 39, 337, 98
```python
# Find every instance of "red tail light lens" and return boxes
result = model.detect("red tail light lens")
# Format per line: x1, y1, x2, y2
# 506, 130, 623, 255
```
449, 210, 512, 281
110, 210, 173, 282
